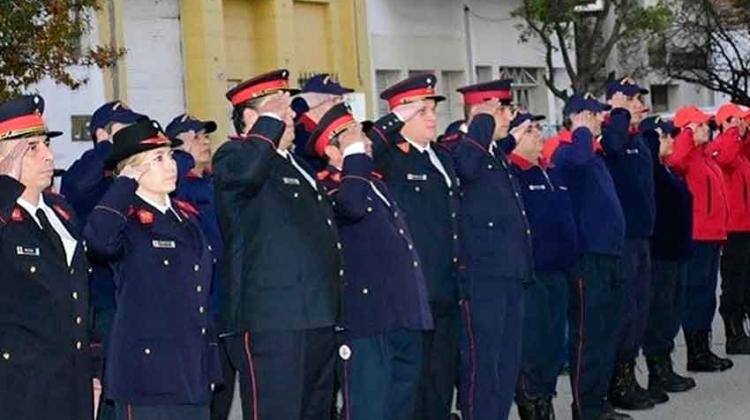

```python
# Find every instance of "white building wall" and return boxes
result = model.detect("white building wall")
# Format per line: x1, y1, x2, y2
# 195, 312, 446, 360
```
366, 0, 568, 131
27, 0, 185, 174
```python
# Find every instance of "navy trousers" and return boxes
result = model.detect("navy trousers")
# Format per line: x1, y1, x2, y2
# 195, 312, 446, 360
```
568, 254, 624, 420
719, 232, 750, 320
114, 403, 209, 420
209, 340, 237, 420
224, 327, 335, 420
643, 260, 687, 357
459, 277, 524, 420
516, 271, 569, 401
615, 238, 652, 362
341, 328, 423, 420
682, 242, 722, 332
415, 301, 460, 420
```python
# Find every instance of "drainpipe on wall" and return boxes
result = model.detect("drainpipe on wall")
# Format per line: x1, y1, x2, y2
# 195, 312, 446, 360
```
464, 4, 476, 84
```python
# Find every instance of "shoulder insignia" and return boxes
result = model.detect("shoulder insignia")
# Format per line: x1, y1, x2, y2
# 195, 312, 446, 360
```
11, 207, 24, 222
174, 199, 199, 217
52, 204, 71, 221
137, 209, 154, 225
397, 142, 410, 154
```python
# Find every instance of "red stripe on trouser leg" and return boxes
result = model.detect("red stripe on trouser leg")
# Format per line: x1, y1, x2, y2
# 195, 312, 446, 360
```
573, 277, 585, 419
243, 332, 260, 420
462, 301, 478, 420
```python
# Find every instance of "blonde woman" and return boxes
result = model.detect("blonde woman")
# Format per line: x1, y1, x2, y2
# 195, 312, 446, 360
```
84, 119, 221, 420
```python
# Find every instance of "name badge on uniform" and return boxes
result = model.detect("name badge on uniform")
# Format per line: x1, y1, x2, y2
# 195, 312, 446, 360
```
406, 173, 427, 181
529, 185, 547, 191
625, 148, 639, 155
152, 240, 176, 249
283, 177, 301, 185
16, 246, 40, 256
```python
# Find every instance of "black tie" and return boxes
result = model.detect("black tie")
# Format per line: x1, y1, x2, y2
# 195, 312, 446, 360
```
36, 209, 66, 261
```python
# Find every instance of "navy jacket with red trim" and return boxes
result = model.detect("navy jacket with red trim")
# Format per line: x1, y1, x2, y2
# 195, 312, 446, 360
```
212, 116, 342, 333
320, 154, 434, 338
440, 114, 534, 285
508, 154, 579, 271
549, 127, 626, 256
366, 112, 463, 302
602, 109, 656, 239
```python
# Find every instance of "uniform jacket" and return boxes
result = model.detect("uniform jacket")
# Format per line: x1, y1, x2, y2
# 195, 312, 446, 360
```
549, 127, 626, 256
212, 116, 342, 333
173, 150, 224, 325
508, 154, 579, 272
319, 155, 434, 338
367, 112, 462, 302
441, 114, 534, 286
642, 130, 694, 261
84, 177, 222, 405
60, 140, 116, 311
666, 127, 729, 241
0, 175, 92, 420
705, 127, 750, 233
602, 109, 656, 239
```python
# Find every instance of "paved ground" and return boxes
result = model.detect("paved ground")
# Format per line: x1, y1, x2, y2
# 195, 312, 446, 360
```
227, 318, 750, 420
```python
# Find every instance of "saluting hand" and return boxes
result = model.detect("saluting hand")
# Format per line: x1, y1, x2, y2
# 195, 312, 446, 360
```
0, 139, 29, 181
393, 101, 425, 122
509, 119, 531, 141
468, 99, 500, 123
258, 92, 293, 121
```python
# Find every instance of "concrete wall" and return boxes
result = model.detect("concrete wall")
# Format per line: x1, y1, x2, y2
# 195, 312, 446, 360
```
366, 0, 568, 129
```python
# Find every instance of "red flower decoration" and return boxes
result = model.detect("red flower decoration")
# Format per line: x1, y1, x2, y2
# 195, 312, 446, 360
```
11, 208, 23, 222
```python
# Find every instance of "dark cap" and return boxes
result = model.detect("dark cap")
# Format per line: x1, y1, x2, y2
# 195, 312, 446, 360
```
380, 73, 445, 110
165, 113, 217, 139
106, 119, 183, 169
226, 69, 300, 107
0, 95, 61, 141
307, 103, 366, 158
563, 93, 612, 117
89, 101, 146, 139
457, 79, 514, 106
301, 74, 354, 96
509, 111, 545, 131
606, 76, 649, 99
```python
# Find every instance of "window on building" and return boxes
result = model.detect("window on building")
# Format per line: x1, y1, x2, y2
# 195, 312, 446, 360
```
438, 70, 466, 129
498, 67, 543, 111
375, 69, 403, 117
475, 66, 492, 83
650, 84, 671, 113
71, 115, 91, 142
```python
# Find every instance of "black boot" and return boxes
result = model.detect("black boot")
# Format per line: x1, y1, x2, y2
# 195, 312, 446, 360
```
596, 407, 634, 420
723, 316, 750, 355
608, 360, 655, 410
517, 396, 547, 420
538, 397, 556, 420
646, 354, 696, 393
685, 330, 733, 372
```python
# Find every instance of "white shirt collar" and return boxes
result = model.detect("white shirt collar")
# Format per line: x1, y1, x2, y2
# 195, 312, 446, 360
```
136, 192, 178, 218
277, 148, 290, 158
459, 123, 468, 134
17, 194, 78, 266
403, 136, 432, 154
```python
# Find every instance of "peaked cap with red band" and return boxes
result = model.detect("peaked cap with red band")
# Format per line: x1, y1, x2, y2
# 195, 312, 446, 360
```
0, 95, 62, 141
226, 69, 301, 107
457, 79, 514, 106
379, 73, 445, 110
307, 103, 373, 158
105, 119, 182, 169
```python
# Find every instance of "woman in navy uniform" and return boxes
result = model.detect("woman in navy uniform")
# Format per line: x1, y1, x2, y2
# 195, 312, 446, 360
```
84, 118, 222, 420
308, 103, 434, 420
0, 95, 93, 420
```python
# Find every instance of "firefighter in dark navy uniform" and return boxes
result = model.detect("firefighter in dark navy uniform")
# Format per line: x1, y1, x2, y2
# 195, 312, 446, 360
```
213, 69, 343, 420
308, 102, 434, 420
0, 95, 93, 420
84, 118, 222, 420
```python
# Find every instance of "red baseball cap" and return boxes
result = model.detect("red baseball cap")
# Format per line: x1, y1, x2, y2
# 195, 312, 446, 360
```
673, 106, 713, 128
715, 103, 750, 125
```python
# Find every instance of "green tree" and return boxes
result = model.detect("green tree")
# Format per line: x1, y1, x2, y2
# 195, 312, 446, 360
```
513, 0, 672, 99
0, 0, 124, 101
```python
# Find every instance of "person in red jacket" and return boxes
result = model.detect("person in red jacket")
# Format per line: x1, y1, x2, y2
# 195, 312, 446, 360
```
666, 106, 733, 373
710, 103, 750, 355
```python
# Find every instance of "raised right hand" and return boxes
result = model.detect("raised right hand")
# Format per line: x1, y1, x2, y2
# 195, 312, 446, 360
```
0, 139, 29, 181
119, 162, 151, 181
258, 92, 293, 120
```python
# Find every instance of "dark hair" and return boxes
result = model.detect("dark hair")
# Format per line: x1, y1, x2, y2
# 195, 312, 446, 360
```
231, 97, 263, 135
562, 117, 572, 130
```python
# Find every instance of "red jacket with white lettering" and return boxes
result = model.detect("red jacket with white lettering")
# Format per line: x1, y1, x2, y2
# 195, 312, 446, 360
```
666, 127, 729, 241
706, 127, 750, 232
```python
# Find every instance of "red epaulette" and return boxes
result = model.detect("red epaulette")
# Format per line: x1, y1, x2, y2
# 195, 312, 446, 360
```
397, 142, 410, 154
439, 133, 461, 144
174, 199, 200, 218
370, 171, 384, 180
11, 207, 24, 222
52, 204, 71, 221
136, 209, 154, 225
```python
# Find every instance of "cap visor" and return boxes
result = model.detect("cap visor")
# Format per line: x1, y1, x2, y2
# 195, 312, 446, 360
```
46, 130, 63, 139
111, 111, 146, 124
201, 121, 218, 134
